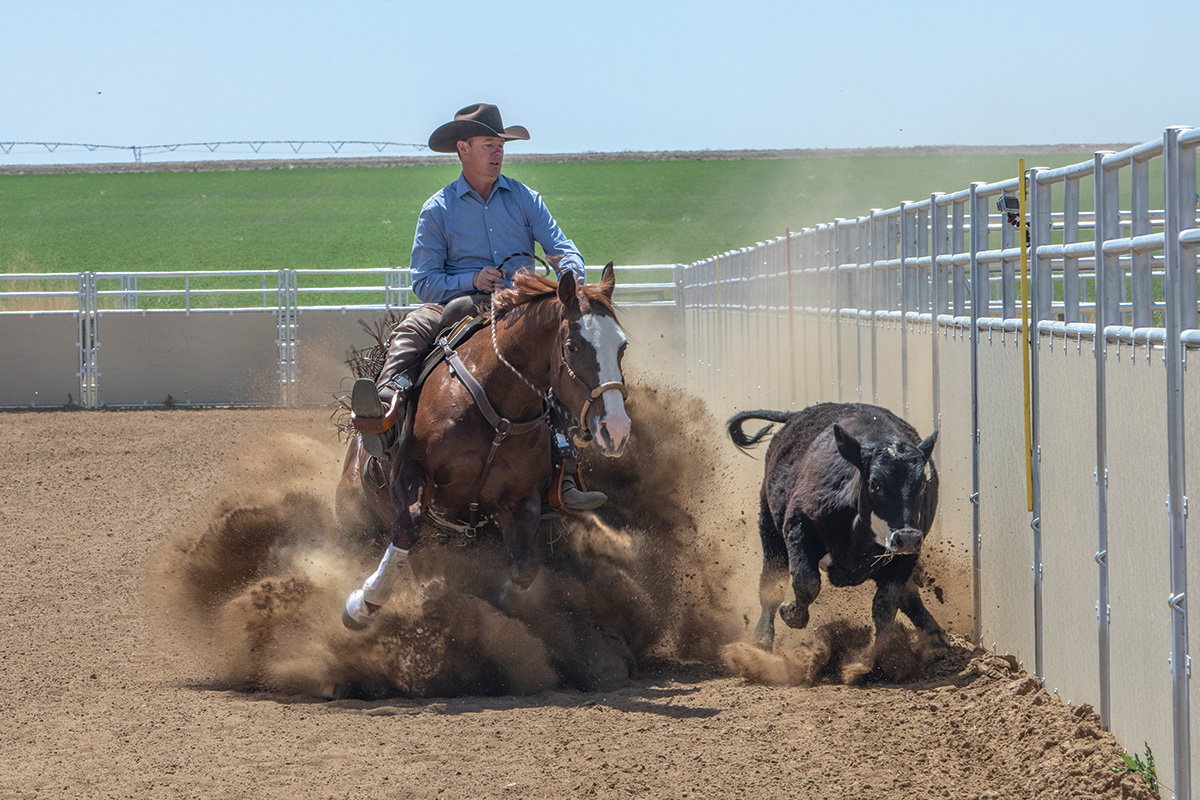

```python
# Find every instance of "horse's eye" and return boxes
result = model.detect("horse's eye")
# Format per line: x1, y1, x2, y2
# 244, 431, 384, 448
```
567, 342, 580, 354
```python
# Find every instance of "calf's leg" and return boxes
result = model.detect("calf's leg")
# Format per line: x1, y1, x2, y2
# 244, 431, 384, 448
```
870, 579, 903, 639
778, 515, 821, 632
897, 579, 947, 647
754, 495, 789, 649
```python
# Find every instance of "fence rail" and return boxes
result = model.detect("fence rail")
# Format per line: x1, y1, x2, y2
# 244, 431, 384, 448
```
0, 264, 678, 409
675, 125, 1199, 800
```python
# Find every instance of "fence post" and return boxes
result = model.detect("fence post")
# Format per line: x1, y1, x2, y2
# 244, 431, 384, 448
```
969, 181, 987, 645
869, 210, 883, 404
1164, 125, 1192, 800
931, 193, 947, 444
1093, 150, 1115, 731
1028, 164, 1045, 683
900, 202, 912, 418
77, 272, 98, 408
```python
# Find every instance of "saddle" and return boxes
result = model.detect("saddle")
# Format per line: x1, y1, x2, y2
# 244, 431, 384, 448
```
413, 299, 491, 390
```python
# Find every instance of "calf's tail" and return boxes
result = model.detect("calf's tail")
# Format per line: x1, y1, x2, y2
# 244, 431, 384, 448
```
727, 409, 793, 451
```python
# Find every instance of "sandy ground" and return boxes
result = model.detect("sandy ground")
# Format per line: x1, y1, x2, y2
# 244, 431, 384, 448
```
0, 385, 1157, 799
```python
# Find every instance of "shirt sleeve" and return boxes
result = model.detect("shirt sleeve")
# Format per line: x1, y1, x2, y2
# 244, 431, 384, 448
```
410, 200, 477, 304
523, 189, 586, 284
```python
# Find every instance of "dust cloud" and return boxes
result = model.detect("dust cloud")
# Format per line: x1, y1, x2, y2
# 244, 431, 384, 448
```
146, 381, 761, 699
146, 372, 968, 699
723, 621, 948, 687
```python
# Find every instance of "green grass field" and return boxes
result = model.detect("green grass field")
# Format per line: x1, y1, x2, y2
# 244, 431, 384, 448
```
1, 151, 1101, 279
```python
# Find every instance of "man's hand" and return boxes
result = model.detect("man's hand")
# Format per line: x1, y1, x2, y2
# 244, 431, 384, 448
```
473, 266, 506, 293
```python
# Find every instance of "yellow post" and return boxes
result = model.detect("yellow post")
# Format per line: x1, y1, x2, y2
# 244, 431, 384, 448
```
1019, 159, 1034, 511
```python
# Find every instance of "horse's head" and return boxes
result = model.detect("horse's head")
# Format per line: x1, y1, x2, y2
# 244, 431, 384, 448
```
552, 262, 631, 457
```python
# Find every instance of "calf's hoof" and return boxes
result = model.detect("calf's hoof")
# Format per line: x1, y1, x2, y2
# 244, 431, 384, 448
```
779, 601, 810, 630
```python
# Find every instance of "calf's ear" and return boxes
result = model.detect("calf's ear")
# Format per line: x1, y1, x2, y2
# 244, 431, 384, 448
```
833, 423, 864, 468
919, 430, 938, 461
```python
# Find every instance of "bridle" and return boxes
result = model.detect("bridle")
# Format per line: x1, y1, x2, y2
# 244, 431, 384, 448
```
556, 340, 628, 446
489, 301, 627, 447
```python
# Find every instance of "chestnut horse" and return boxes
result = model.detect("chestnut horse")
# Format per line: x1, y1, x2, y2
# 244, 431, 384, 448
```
337, 263, 631, 628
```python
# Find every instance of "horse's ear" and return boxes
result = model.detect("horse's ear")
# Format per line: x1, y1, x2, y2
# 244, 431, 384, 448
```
557, 270, 578, 308
600, 261, 615, 299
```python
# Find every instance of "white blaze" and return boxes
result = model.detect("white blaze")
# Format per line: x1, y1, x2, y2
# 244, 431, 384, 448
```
579, 313, 631, 454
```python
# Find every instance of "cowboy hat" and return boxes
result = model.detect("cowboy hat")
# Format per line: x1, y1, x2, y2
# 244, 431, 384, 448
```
427, 103, 530, 153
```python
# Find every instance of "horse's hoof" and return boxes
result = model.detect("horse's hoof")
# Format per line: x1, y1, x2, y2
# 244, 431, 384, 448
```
342, 589, 378, 630
779, 601, 809, 630
342, 607, 369, 630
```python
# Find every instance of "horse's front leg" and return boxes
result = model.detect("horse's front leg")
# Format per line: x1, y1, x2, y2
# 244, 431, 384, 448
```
496, 493, 543, 613
342, 469, 422, 630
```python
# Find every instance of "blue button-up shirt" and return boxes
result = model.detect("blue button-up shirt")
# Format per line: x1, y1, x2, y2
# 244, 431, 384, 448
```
410, 173, 585, 304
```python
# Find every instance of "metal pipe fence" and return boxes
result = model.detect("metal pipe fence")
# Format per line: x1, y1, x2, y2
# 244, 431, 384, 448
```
0, 264, 678, 408
676, 126, 1200, 800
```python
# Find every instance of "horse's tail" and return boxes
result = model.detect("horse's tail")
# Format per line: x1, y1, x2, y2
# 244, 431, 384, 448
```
727, 409, 793, 452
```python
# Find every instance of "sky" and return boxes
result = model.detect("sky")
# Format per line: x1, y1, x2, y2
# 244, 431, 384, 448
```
3, 0, 1198, 166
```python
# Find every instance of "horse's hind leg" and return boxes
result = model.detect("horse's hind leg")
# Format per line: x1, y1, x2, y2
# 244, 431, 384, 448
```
754, 494, 788, 650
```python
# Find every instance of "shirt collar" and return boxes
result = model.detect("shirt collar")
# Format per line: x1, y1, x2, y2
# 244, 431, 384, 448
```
453, 173, 512, 200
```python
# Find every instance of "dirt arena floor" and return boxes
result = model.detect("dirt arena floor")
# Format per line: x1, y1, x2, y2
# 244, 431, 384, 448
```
0, 382, 1157, 799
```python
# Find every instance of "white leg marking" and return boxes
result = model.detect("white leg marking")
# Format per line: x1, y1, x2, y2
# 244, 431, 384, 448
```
361, 544, 409, 606
345, 545, 409, 626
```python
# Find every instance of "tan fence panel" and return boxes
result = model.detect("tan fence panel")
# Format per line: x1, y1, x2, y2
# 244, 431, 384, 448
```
873, 317, 904, 412
0, 313, 80, 407
1187, 347, 1200, 800
933, 325, 975, 635
976, 329, 1036, 665
836, 313, 859, 403
1105, 345, 1174, 786
96, 310, 279, 406
295, 308, 398, 405
1037, 333, 1101, 708
907, 320, 936, 438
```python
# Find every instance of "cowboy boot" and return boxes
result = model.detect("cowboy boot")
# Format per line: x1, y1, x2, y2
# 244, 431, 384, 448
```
554, 432, 607, 510
351, 376, 410, 458
561, 471, 607, 510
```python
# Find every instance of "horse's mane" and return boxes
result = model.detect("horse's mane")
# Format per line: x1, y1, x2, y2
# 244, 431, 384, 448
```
492, 268, 616, 317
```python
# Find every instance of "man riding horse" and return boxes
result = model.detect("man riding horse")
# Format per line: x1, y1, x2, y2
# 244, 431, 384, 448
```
350, 102, 608, 512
